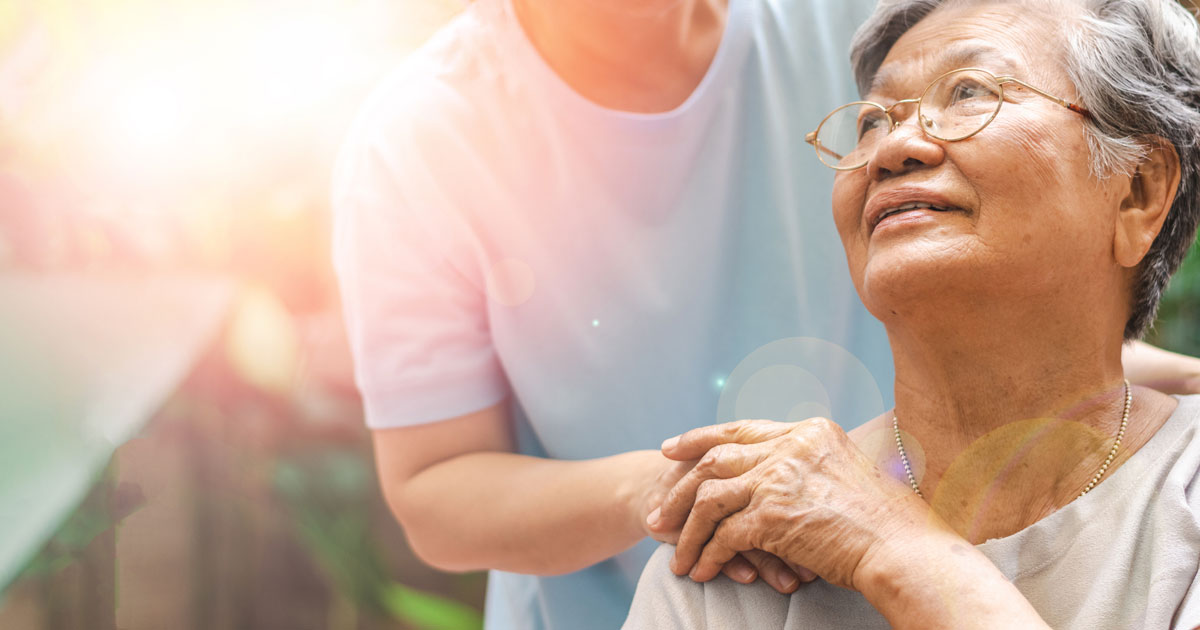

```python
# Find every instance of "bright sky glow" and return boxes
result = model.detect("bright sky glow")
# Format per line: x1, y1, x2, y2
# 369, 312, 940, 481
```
21, 1, 449, 194
112, 83, 187, 160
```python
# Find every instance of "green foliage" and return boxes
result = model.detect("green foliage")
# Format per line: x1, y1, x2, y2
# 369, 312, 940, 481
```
18, 502, 112, 579
378, 582, 486, 630
1150, 238, 1200, 356
15, 467, 143, 586
273, 452, 483, 630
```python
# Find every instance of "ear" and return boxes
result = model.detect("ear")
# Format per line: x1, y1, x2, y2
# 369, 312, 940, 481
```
1114, 139, 1181, 268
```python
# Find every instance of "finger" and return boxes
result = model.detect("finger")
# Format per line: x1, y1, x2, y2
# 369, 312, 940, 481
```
741, 549, 801, 594
687, 516, 750, 583
790, 562, 819, 584
665, 458, 700, 483
653, 444, 761, 532
646, 526, 678, 545
718, 553, 758, 584
643, 458, 699, 535
662, 419, 794, 461
670, 478, 751, 576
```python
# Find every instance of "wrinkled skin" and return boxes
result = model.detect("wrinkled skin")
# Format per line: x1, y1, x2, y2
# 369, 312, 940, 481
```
650, 418, 930, 590
649, 0, 1182, 597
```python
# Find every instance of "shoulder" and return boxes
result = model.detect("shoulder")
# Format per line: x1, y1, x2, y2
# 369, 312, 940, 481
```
1151, 395, 1200, 494
624, 545, 790, 629
1176, 394, 1200, 420
374, 0, 511, 111
1164, 394, 1200, 451
1173, 395, 1200, 456
335, 1, 515, 186
849, 414, 896, 470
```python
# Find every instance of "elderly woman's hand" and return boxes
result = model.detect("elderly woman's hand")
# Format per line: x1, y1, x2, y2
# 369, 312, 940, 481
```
636, 452, 805, 593
648, 418, 934, 590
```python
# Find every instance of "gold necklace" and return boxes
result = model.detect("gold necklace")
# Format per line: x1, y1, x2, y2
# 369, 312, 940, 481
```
892, 380, 1133, 500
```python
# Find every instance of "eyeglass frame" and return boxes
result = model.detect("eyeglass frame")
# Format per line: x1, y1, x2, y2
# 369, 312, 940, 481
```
804, 67, 1093, 171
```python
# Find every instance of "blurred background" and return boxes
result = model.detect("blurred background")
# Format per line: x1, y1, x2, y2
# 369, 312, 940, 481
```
0, 1, 1196, 629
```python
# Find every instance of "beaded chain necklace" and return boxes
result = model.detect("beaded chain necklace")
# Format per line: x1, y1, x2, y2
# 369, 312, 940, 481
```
892, 380, 1133, 499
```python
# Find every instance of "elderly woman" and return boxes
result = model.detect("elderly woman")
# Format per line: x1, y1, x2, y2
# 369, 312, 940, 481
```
623, 0, 1200, 628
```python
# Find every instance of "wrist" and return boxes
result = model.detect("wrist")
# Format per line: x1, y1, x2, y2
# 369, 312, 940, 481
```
612, 450, 672, 538
854, 526, 964, 606
854, 526, 1048, 630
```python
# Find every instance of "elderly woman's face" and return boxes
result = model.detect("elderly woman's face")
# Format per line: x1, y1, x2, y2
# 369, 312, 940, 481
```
832, 2, 1130, 320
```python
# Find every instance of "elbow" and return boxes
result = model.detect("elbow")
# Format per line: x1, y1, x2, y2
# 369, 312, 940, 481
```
381, 483, 478, 574
405, 531, 475, 575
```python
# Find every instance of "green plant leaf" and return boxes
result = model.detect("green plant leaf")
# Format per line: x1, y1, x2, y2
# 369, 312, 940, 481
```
377, 582, 483, 630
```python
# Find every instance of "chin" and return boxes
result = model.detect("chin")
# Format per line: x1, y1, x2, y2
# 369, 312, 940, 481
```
856, 244, 978, 324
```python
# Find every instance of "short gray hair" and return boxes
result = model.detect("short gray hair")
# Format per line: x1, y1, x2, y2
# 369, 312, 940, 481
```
849, 0, 1200, 339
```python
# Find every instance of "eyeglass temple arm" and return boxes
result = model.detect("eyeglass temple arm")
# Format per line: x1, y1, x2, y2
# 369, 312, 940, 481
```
805, 131, 845, 161
998, 77, 1092, 119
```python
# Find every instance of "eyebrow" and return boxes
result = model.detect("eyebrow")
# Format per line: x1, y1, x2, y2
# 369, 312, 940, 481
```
868, 44, 1023, 96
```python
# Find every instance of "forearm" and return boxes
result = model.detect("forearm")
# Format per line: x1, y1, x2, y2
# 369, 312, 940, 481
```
856, 528, 1049, 630
1124, 340, 1200, 395
394, 449, 667, 575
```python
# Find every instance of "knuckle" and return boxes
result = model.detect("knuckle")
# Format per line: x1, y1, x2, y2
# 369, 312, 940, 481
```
726, 419, 753, 436
696, 451, 720, 473
729, 421, 753, 442
783, 430, 812, 452
694, 480, 724, 509
806, 416, 838, 433
697, 444, 732, 474
735, 419, 777, 442
661, 485, 681, 509
710, 442, 734, 460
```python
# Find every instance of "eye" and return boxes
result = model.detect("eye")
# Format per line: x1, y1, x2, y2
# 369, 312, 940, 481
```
857, 110, 888, 140
948, 77, 999, 104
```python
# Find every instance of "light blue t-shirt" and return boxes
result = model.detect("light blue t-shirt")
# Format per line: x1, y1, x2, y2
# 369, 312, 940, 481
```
331, 0, 890, 628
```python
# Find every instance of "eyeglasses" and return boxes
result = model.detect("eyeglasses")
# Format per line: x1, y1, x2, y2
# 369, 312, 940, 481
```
805, 67, 1091, 171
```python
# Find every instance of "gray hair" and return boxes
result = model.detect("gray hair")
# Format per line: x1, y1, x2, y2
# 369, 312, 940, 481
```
849, 0, 1200, 339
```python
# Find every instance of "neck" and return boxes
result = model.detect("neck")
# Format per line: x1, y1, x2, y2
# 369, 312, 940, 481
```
511, 0, 728, 112
876, 268, 1133, 447
890, 322, 1128, 449
882, 298, 1139, 541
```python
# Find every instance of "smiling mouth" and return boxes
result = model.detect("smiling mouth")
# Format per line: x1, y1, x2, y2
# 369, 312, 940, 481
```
872, 202, 961, 231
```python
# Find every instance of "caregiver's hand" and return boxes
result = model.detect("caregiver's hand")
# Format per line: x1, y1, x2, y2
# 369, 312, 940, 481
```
649, 418, 933, 591
637, 457, 697, 544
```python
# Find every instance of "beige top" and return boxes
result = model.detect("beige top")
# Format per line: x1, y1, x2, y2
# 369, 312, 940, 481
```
624, 395, 1200, 629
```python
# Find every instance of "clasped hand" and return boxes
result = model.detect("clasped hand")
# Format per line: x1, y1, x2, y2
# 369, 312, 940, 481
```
646, 418, 929, 592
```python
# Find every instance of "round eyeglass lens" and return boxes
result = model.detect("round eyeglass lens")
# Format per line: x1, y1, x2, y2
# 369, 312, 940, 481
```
814, 102, 890, 169
918, 69, 1003, 141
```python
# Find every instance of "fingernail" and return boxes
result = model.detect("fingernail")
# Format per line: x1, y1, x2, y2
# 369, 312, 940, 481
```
778, 570, 799, 592
734, 566, 756, 583
661, 436, 679, 451
646, 507, 661, 527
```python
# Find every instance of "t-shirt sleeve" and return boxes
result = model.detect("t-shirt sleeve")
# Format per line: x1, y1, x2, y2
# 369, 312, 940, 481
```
331, 82, 509, 429
623, 545, 790, 629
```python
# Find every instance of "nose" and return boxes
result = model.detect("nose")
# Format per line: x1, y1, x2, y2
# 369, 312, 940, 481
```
867, 104, 947, 181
